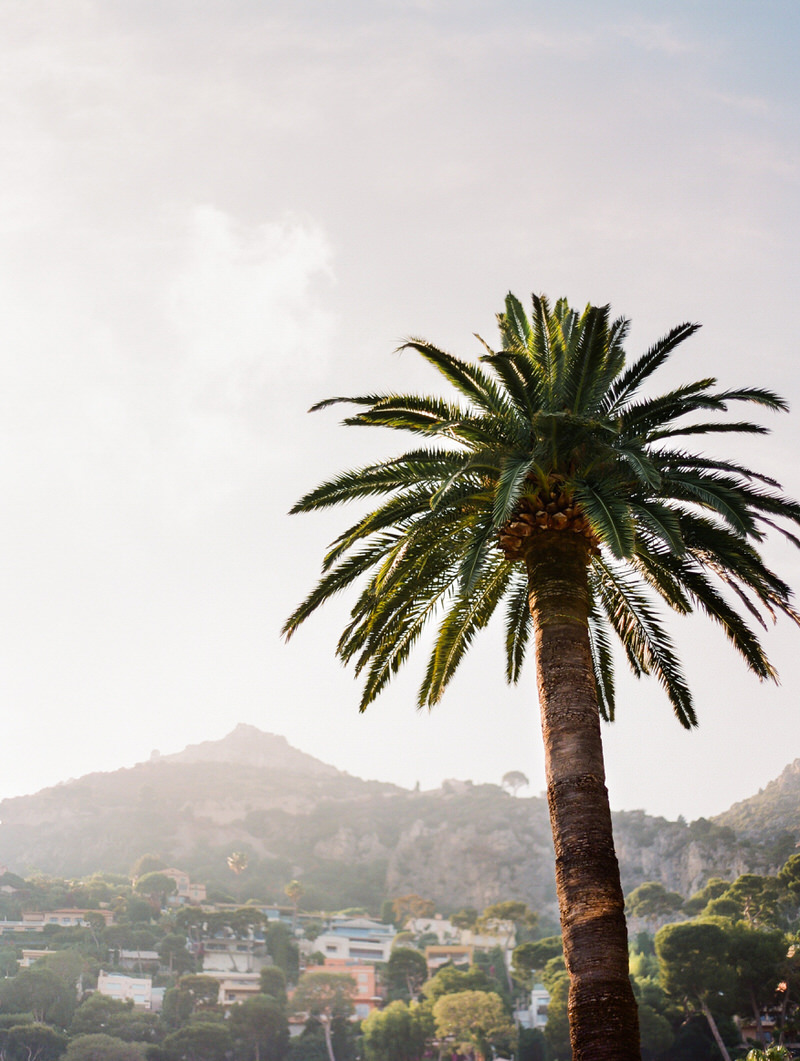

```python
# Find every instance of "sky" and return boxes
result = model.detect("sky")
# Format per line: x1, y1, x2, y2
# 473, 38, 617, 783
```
0, 0, 798, 823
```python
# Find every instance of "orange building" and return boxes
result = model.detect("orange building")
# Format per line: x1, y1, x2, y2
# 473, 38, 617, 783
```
304, 959, 382, 1018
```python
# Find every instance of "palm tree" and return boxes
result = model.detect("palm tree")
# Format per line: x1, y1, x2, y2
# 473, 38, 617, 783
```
227, 851, 249, 876
285, 879, 303, 934
283, 292, 800, 1060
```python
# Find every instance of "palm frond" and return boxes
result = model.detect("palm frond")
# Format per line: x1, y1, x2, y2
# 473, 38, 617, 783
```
593, 560, 696, 727
602, 322, 701, 415
290, 450, 468, 513
588, 597, 616, 721
574, 481, 636, 558
287, 289, 799, 726
504, 571, 532, 684
399, 338, 515, 419
419, 558, 513, 706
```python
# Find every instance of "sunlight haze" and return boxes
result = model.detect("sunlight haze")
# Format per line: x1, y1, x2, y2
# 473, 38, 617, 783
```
0, 1, 798, 823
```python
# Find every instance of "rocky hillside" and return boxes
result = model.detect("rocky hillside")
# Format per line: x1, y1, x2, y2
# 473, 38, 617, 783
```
714, 758, 800, 838
0, 726, 797, 916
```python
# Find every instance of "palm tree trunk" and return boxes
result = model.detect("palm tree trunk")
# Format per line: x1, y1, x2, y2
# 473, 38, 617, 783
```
527, 537, 640, 1061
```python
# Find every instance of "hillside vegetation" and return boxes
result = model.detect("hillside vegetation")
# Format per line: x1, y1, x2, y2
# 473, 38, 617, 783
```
0, 725, 797, 915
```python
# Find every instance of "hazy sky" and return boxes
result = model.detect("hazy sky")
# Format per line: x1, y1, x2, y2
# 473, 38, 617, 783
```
0, 1, 798, 823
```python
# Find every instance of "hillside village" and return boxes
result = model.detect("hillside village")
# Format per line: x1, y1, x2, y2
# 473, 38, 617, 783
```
2, 731, 800, 1058
1, 852, 800, 1060
0, 859, 546, 1058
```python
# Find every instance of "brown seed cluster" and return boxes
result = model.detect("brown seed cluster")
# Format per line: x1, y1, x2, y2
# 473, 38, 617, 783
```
497, 485, 598, 561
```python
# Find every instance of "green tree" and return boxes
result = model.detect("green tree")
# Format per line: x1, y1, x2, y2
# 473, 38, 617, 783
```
133, 873, 177, 911
432, 990, 516, 1061
501, 771, 529, 797
266, 922, 299, 984
512, 937, 563, 989
69, 994, 159, 1045
64, 1034, 146, 1061
284, 290, 800, 1060
477, 900, 537, 940
0, 967, 77, 1026
423, 964, 495, 1004
291, 972, 356, 1061
778, 853, 800, 899
517, 1027, 548, 1061
362, 1000, 431, 1061
229, 994, 289, 1061
745, 1048, 794, 1061
655, 920, 736, 1061
625, 881, 684, 926
284, 881, 303, 934
304, 922, 323, 943
719, 874, 784, 928
727, 922, 787, 1049
287, 1020, 355, 1061
37, 948, 93, 996
5, 1023, 67, 1061
70, 993, 134, 1037
450, 908, 478, 931
162, 1022, 231, 1061
158, 934, 194, 975
683, 877, 731, 917
122, 896, 154, 924
259, 966, 288, 1004
636, 1002, 674, 1059
0, 947, 19, 979
160, 988, 196, 1031
130, 855, 166, 880
386, 947, 428, 1002
175, 974, 221, 1011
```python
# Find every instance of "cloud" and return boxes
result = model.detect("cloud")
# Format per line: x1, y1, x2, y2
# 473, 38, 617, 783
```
166, 206, 336, 408
613, 18, 698, 55
0, 201, 336, 527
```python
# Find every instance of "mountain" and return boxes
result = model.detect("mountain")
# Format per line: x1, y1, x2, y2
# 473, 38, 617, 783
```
0, 726, 797, 916
157, 725, 339, 777
714, 758, 800, 838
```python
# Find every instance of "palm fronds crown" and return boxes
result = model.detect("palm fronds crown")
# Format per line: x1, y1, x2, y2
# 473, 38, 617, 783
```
284, 293, 800, 726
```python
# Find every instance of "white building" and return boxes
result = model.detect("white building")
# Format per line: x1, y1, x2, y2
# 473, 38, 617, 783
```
200, 936, 270, 974
314, 918, 395, 963
212, 971, 263, 1007
97, 971, 153, 1010
405, 916, 459, 943
516, 983, 550, 1030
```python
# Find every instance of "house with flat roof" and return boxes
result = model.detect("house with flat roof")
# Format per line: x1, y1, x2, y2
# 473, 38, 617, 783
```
22, 909, 114, 928
424, 944, 474, 975
314, 917, 395, 963
97, 971, 153, 1010
211, 971, 263, 1007
515, 983, 550, 1031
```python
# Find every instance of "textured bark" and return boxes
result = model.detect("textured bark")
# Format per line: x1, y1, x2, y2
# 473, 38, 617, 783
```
700, 1000, 732, 1061
527, 536, 641, 1061
321, 1017, 337, 1061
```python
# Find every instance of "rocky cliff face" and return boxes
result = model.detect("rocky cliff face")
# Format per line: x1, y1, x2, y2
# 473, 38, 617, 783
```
386, 816, 556, 911
611, 811, 759, 897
